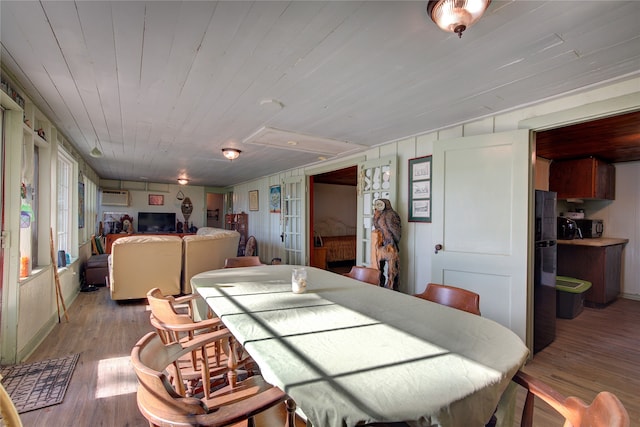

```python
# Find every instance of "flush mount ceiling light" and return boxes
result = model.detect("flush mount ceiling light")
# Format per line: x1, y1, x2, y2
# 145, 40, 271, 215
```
89, 146, 103, 158
259, 99, 284, 109
427, 0, 491, 38
222, 148, 241, 161
177, 178, 189, 185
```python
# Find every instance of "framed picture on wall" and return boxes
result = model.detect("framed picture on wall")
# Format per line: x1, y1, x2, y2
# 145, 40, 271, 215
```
149, 194, 164, 206
269, 185, 281, 213
408, 156, 432, 222
249, 190, 259, 211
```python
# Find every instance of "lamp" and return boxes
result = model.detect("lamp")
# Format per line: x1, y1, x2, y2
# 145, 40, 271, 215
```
177, 178, 189, 185
427, 0, 491, 38
222, 148, 241, 161
89, 146, 103, 158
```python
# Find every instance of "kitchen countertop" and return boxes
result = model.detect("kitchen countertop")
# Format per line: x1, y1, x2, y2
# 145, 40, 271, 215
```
557, 237, 629, 247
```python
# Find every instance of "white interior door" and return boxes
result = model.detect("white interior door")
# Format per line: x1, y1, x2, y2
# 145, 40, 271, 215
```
431, 129, 531, 342
282, 176, 306, 265
356, 155, 396, 267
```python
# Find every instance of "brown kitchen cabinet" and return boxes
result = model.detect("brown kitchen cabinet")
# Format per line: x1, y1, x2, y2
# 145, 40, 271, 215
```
225, 213, 248, 256
549, 157, 615, 200
557, 239, 627, 306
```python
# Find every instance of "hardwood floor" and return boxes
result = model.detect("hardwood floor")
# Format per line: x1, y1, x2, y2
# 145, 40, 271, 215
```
19, 288, 151, 426
514, 297, 640, 426
15, 288, 639, 426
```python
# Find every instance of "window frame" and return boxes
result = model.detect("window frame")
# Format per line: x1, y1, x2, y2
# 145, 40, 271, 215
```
57, 146, 77, 257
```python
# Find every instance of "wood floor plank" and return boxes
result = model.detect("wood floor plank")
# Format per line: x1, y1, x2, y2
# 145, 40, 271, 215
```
514, 297, 640, 426
15, 287, 639, 426
19, 288, 151, 426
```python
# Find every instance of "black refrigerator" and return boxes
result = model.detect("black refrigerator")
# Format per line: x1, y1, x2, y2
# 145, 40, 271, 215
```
534, 190, 557, 353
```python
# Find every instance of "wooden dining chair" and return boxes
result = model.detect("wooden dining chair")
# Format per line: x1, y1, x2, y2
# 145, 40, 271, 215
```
147, 288, 254, 398
131, 331, 300, 427
146, 288, 223, 341
0, 374, 23, 427
224, 256, 264, 268
512, 370, 630, 427
343, 266, 380, 286
414, 283, 481, 316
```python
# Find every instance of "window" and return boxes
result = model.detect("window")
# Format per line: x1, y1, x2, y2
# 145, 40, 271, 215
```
80, 176, 98, 244
31, 146, 39, 265
19, 134, 37, 273
57, 148, 76, 254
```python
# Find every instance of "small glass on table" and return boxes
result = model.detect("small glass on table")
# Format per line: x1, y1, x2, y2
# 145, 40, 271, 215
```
291, 267, 307, 294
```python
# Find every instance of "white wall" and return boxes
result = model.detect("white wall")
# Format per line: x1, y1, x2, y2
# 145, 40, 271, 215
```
98, 183, 206, 233
231, 77, 640, 313
231, 168, 306, 265
2, 75, 100, 363
314, 183, 357, 235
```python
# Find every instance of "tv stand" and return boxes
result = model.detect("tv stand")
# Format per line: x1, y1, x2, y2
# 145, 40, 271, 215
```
105, 232, 195, 254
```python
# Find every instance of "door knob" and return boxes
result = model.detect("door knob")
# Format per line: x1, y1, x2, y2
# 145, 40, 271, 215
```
434, 244, 443, 254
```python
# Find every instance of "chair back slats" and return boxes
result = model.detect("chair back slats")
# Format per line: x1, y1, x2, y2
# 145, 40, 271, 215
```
146, 288, 231, 399
132, 332, 211, 423
131, 331, 297, 427
414, 283, 481, 316
147, 288, 194, 326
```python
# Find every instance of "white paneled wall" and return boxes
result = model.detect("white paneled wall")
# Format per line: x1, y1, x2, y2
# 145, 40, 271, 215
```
231, 167, 306, 265
232, 78, 640, 302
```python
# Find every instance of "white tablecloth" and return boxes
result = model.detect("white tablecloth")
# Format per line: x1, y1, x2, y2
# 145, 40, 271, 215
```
192, 265, 528, 427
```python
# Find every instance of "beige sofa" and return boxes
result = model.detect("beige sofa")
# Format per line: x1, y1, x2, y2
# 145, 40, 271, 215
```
109, 235, 183, 301
182, 228, 240, 294
108, 229, 241, 300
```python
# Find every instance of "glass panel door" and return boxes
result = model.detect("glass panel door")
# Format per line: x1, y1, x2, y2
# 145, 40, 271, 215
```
282, 176, 306, 265
357, 155, 396, 267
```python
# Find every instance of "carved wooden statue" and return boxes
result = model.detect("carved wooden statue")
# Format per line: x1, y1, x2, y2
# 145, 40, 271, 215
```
372, 199, 401, 290
181, 197, 193, 225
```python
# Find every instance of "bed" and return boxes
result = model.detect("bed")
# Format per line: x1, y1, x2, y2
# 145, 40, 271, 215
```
314, 218, 356, 263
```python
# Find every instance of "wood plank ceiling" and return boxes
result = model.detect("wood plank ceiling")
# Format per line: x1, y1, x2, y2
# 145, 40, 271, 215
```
536, 111, 640, 163
1, 1, 639, 186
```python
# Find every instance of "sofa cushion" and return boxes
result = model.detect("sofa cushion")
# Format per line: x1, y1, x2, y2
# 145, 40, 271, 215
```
196, 227, 232, 236
109, 235, 182, 300
182, 231, 240, 294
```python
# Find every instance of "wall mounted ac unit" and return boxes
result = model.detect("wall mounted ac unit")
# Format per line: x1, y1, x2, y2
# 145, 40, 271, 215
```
102, 189, 129, 206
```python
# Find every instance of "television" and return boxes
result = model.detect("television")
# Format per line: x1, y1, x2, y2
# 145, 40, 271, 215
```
137, 212, 176, 233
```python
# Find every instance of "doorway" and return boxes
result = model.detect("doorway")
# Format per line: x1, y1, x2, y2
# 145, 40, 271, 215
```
310, 166, 357, 273
205, 193, 224, 228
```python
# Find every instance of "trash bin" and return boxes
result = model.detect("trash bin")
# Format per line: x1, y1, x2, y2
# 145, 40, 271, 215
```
556, 276, 592, 319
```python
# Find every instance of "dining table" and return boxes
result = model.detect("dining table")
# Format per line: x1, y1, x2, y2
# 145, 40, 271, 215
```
191, 265, 529, 427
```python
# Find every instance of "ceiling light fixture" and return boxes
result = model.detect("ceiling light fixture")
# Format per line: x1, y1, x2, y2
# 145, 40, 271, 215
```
177, 178, 189, 185
259, 99, 285, 109
427, 0, 491, 38
89, 146, 103, 158
222, 148, 241, 161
